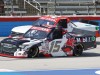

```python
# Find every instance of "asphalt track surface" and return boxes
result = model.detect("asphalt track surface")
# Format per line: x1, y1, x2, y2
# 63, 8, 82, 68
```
0, 37, 100, 71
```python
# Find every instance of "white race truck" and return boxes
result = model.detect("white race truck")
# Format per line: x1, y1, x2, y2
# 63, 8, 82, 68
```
0, 16, 98, 58
0, 25, 97, 58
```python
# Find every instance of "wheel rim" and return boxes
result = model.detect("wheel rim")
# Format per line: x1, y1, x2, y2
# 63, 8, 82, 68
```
28, 47, 39, 58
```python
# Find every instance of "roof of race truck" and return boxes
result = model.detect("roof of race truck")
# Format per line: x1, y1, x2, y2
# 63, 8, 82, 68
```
39, 15, 70, 23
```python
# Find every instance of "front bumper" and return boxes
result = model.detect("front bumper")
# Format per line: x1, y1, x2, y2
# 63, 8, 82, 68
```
0, 46, 28, 58
0, 38, 30, 58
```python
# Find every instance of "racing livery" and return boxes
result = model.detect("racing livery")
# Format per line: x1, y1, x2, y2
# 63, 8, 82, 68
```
0, 26, 96, 58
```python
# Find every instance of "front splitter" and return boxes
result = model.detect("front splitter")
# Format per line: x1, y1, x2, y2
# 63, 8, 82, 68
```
0, 53, 26, 58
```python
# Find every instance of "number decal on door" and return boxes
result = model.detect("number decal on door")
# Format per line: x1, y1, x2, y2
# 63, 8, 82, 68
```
49, 41, 61, 53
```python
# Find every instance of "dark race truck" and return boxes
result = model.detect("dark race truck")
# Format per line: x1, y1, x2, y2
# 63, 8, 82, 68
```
0, 26, 96, 58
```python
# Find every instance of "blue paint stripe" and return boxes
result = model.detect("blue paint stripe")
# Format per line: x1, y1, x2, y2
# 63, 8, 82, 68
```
23, 69, 100, 75
0, 21, 34, 36
0, 69, 100, 75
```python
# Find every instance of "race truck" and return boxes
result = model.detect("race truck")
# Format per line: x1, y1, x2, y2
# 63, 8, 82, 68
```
0, 25, 96, 58
9, 15, 99, 38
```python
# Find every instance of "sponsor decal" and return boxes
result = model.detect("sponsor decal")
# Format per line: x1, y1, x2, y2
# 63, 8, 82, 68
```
76, 36, 96, 42
40, 17, 56, 22
31, 26, 51, 32
1, 43, 16, 48
95, 27, 99, 30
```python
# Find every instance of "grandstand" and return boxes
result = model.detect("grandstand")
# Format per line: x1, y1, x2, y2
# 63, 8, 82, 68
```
0, 0, 4, 15
2, 0, 100, 16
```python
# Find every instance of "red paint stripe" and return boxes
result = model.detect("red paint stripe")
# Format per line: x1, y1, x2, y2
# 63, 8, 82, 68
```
44, 53, 52, 57
0, 53, 26, 58
0, 17, 39, 22
0, 16, 100, 22
68, 16, 100, 20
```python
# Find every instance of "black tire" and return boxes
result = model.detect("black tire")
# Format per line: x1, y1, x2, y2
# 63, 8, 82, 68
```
94, 44, 97, 48
28, 47, 39, 58
73, 45, 83, 56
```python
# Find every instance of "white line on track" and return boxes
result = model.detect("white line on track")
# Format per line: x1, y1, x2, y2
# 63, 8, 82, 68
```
95, 70, 100, 75
0, 69, 15, 72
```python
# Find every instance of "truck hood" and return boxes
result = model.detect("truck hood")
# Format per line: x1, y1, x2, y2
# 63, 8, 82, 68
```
11, 25, 32, 33
1, 38, 43, 46
1, 38, 30, 45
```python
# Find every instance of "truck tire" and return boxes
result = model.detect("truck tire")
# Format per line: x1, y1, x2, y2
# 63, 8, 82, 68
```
28, 47, 39, 58
73, 44, 83, 56
94, 44, 97, 48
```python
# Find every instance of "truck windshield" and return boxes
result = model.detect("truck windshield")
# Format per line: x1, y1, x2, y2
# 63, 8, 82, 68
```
33, 19, 55, 26
24, 29, 48, 39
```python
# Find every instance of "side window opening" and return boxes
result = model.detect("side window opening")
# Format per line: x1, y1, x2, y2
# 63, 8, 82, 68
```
52, 28, 63, 40
57, 19, 67, 28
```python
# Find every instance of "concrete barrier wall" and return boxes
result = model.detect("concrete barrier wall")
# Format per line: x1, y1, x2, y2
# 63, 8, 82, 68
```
0, 16, 39, 36
0, 21, 34, 36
